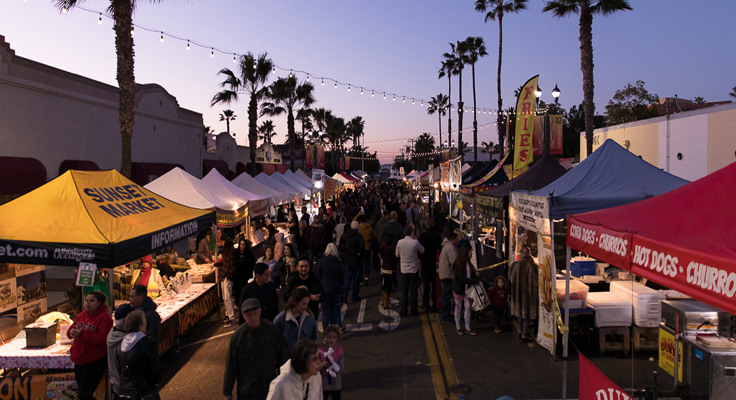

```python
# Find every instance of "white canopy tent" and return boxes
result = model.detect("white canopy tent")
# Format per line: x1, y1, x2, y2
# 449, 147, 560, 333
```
269, 173, 310, 199
332, 173, 352, 185
231, 172, 293, 207
292, 169, 313, 186
275, 172, 312, 198
202, 169, 271, 217
255, 173, 301, 199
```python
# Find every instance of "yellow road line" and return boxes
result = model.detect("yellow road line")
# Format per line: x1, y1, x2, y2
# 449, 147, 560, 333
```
420, 311, 460, 400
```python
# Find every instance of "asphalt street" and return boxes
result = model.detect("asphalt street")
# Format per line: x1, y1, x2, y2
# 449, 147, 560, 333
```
156, 272, 675, 400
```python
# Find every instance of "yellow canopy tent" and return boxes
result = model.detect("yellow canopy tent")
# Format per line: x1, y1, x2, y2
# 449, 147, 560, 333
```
0, 170, 214, 268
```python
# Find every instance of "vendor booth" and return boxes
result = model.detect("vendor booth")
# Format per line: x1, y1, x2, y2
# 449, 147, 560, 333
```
475, 154, 567, 280
202, 169, 270, 218
232, 171, 294, 208
565, 161, 736, 399
509, 139, 689, 354
270, 172, 311, 200
0, 170, 215, 398
255, 172, 300, 200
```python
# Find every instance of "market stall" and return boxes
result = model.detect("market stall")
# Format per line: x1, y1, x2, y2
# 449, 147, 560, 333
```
475, 154, 567, 279
254, 172, 300, 201
510, 139, 689, 355
270, 172, 311, 200
332, 173, 354, 190
564, 161, 736, 399
202, 169, 270, 217
232, 171, 294, 208
0, 169, 215, 398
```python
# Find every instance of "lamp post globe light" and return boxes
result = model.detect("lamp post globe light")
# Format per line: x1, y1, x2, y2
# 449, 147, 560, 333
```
552, 83, 561, 106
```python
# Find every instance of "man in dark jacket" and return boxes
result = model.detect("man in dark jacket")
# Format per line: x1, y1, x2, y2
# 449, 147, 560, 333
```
418, 218, 443, 311
381, 211, 404, 247
239, 263, 279, 323
340, 222, 364, 302
129, 285, 161, 343
320, 212, 335, 255
223, 298, 288, 400
283, 256, 324, 317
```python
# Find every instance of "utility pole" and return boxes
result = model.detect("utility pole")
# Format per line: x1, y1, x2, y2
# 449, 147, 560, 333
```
407, 139, 417, 171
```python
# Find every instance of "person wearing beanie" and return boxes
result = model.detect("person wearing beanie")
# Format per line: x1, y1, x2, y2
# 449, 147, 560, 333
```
107, 303, 134, 397
131, 255, 166, 300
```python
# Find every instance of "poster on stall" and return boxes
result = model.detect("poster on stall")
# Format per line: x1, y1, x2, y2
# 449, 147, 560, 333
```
550, 115, 563, 154
15, 268, 46, 305
533, 115, 545, 156
659, 327, 683, 382
0, 276, 17, 313
0, 371, 105, 400
18, 298, 47, 322
448, 157, 462, 190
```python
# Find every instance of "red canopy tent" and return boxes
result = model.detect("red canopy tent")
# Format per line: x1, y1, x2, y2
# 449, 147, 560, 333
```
566, 161, 736, 315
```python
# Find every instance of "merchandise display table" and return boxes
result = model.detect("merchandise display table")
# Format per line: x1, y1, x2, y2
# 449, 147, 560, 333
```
0, 283, 217, 369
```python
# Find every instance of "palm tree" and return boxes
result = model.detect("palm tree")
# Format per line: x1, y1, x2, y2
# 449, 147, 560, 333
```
461, 36, 488, 162
475, 0, 528, 155
261, 76, 316, 171
325, 115, 346, 173
439, 54, 458, 155
219, 109, 237, 136
346, 116, 365, 147
543, 0, 632, 157
415, 132, 436, 170
427, 94, 449, 148
211, 52, 274, 176
693, 96, 705, 104
257, 120, 277, 144
481, 140, 495, 156
453, 41, 468, 162
296, 107, 313, 166
54, 0, 157, 178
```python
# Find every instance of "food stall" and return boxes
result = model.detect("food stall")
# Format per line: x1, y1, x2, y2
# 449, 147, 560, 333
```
510, 140, 689, 356
0, 169, 215, 399
566, 160, 736, 399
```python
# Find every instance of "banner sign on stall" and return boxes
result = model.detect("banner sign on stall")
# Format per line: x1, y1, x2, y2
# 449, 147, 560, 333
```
249, 199, 270, 218
579, 353, 630, 400
76, 262, 96, 286
476, 194, 504, 220
537, 235, 556, 352
511, 75, 539, 178
511, 193, 551, 235
659, 327, 683, 382
0, 372, 105, 400
566, 218, 631, 270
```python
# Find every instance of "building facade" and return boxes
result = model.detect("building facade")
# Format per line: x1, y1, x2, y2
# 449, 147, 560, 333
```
581, 102, 736, 181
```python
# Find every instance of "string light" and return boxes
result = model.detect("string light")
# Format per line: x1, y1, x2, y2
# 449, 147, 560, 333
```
383, 93, 386, 100
412, 99, 415, 105
42, 4, 504, 114
211, 48, 214, 58
402, 97, 405, 103
289, 70, 293, 78
361, 89, 363, 95
321, 79, 324, 86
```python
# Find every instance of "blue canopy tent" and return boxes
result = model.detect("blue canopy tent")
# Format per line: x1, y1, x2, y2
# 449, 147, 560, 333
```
528, 139, 689, 220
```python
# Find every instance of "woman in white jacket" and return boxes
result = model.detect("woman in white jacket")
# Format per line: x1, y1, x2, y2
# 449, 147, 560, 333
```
267, 340, 323, 400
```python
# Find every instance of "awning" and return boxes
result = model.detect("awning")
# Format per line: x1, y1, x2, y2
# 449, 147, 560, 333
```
566, 161, 736, 316
0, 170, 214, 268
202, 169, 270, 217
254, 173, 299, 199
145, 167, 248, 228
131, 162, 184, 186
292, 169, 313, 186
59, 160, 100, 176
232, 172, 294, 207
0, 156, 47, 196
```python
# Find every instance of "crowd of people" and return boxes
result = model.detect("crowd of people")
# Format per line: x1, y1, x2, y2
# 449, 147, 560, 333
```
65, 179, 533, 400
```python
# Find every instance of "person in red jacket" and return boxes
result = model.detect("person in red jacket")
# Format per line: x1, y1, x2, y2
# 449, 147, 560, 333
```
67, 290, 113, 400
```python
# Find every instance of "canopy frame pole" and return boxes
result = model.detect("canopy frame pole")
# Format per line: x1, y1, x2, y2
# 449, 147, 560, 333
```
562, 245, 571, 400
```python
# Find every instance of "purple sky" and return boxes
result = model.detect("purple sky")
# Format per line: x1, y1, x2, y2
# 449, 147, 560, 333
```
3, 1, 735, 162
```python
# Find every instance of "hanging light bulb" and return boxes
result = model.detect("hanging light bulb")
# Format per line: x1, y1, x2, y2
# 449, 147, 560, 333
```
412, 99, 415, 105
130, 27, 135, 36
233, 54, 237, 63
361, 89, 364, 95
160, 32, 164, 42
272, 68, 276, 74
306, 74, 310, 82
348, 85, 351, 92
289, 70, 293, 78
334, 83, 337, 89
62, 7, 68, 14
211, 48, 215, 58
383, 93, 386, 99
99, 13, 103, 24
186, 40, 190, 50
393, 95, 396, 101
421, 101, 424, 106
322, 79, 324, 86
372, 91, 375, 97
253, 63, 257, 68
402, 97, 405, 103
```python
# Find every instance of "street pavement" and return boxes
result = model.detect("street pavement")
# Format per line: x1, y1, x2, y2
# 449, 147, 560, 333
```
156, 272, 675, 400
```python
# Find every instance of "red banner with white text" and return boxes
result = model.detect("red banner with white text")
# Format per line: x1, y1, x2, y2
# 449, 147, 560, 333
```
566, 217, 631, 270
579, 353, 630, 400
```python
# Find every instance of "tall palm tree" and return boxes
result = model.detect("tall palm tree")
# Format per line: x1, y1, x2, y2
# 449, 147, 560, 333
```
296, 107, 313, 167
475, 0, 528, 155
461, 36, 488, 162
346, 116, 365, 148
219, 109, 237, 136
257, 120, 277, 144
211, 52, 274, 176
543, 0, 632, 156
261, 76, 316, 171
54, 0, 157, 178
427, 94, 449, 149
325, 115, 346, 173
439, 54, 458, 154
415, 132, 436, 170
453, 41, 468, 162
481, 140, 495, 156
